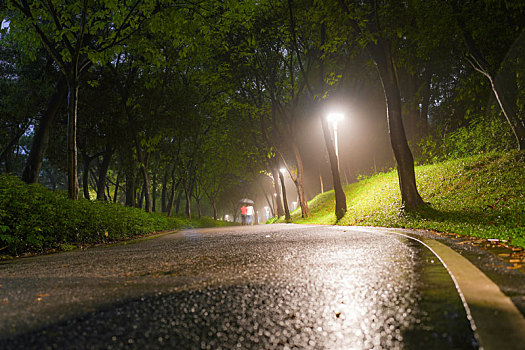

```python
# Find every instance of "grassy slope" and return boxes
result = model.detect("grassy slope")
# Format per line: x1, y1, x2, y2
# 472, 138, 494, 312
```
288, 152, 525, 248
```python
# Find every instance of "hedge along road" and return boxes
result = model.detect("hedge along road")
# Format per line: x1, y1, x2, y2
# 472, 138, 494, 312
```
0, 224, 523, 349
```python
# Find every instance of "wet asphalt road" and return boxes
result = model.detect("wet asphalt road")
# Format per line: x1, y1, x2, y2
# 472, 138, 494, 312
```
0, 224, 477, 349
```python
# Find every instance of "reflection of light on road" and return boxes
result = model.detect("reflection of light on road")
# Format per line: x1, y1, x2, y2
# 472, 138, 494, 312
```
287, 228, 418, 349
182, 230, 204, 241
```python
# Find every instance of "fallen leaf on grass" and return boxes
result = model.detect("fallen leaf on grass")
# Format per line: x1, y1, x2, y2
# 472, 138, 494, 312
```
36, 293, 50, 302
498, 253, 510, 257
486, 264, 505, 269
509, 259, 521, 263
507, 264, 522, 270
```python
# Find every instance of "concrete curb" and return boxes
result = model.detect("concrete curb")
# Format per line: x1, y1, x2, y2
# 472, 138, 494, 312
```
385, 229, 525, 350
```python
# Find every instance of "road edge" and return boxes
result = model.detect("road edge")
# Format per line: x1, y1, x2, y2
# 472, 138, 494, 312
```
385, 229, 525, 350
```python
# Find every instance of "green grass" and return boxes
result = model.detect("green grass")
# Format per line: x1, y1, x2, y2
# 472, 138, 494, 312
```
285, 151, 525, 248
0, 175, 232, 257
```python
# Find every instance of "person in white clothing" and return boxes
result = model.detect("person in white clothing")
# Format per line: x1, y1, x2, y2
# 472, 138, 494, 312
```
246, 205, 254, 225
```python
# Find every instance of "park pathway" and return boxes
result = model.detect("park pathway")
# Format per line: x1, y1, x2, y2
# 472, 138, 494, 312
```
0, 224, 496, 349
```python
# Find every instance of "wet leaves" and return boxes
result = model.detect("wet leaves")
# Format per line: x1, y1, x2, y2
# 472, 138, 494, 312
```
36, 293, 50, 302
429, 230, 525, 273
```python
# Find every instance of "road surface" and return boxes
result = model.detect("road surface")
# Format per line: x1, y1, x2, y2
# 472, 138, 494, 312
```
0, 224, 482, 349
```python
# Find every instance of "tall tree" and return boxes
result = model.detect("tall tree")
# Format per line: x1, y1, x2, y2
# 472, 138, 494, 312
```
334, 0, 424, 210
450, 0, 525, 150
5, 0, 160, 198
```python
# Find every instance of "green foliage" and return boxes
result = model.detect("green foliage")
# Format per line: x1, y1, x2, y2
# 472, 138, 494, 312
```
287, 152, 525, 248
416, 115, 515, 164
0, 175, 230, 257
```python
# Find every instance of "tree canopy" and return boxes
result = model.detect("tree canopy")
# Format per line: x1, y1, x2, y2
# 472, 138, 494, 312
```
1, 0, 523, 219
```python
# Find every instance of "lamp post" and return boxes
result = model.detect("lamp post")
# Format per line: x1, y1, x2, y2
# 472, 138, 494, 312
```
279, 168, 291, 221
327, 113, 343, 170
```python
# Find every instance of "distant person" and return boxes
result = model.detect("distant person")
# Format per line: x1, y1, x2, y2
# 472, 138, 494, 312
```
246, 205, 254, 225
240, 205, 248, 225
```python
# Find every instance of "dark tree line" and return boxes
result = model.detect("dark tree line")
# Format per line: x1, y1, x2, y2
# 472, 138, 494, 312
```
1, 0, 524, 219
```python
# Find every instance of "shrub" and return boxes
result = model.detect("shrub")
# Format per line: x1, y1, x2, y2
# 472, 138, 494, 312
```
0, 175, 228, 257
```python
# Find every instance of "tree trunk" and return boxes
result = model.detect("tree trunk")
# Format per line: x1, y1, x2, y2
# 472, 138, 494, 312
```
167, 172, 180, 217
139, 152, 152, 213
175, 190, 182, 214
22, 75, 67, 184
67, 79, 79, 200
3, 139, 14, 174
113, 171, 120, 202
320, 113, 347, 219
270, 165, 285, 217
82, 153, 92, 200
318, 20, 344, 219
96, 148, 113, 200
161, 169, 169, 212
167, 186, 175, 217
258, 179, 275, 217
279, 171, 291, 221
319, 165, 324, 194
138, 185, 145, 209
290, 143, 310, 218
125, 169, 136, 207
212, 198, 218, 220
373, 40, 424, 210
106, 183, 111, 201
185, 186, 192, 219
196, 197, 202, 219
490, 74, 525, 150
122, 92, 152, 211
231, 199, 238, 223
254, 206, 259, 225
152, 172, 157, 212
1, 123, 30, 174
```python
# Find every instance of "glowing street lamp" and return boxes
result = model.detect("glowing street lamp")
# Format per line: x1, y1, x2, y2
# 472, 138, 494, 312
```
327, 113, 343, 169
